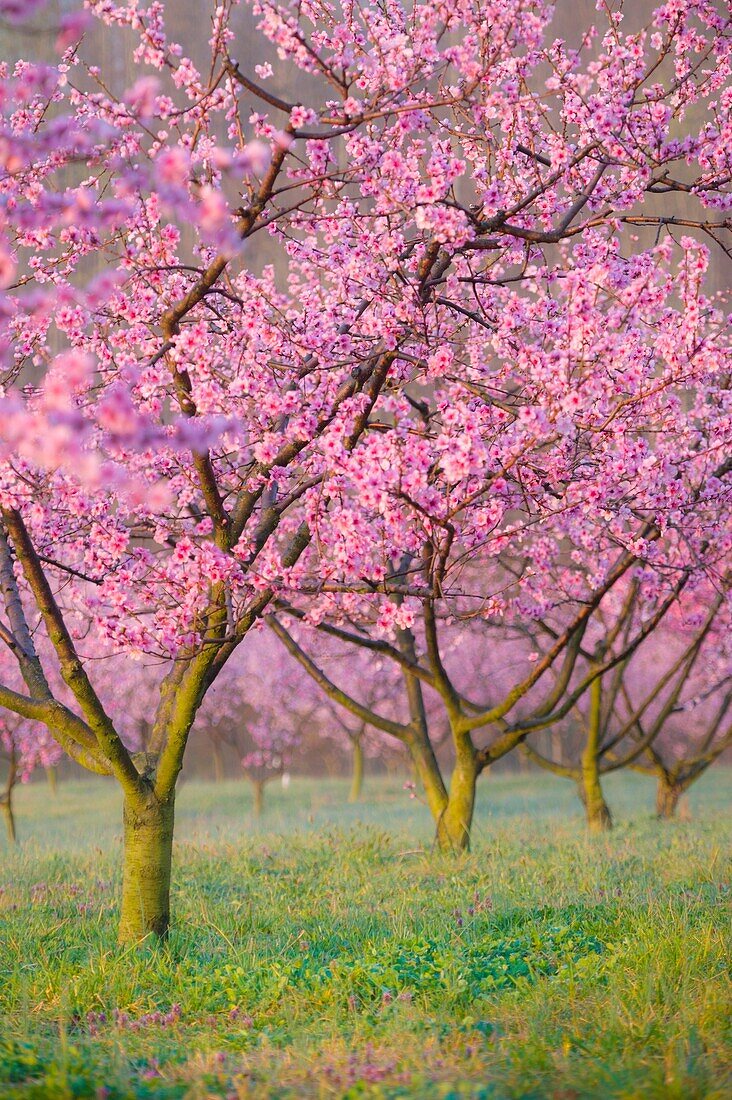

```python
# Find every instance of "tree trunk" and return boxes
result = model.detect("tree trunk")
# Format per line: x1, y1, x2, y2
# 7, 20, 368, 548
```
578, 747, 613, 833
119, 791, 175, 943
1, 797, 16, 844
211, 741, 224, 783
577, 772, 613, 833
406, 730, 448, 825
349, 737, 364, 802
2, 748, 18, 844
45, 766, 58, 794
436, 756, 477, 853
384, 755, 404, 777
253, 779, 265, 818
656, 774, 684, 819
580, 675, 612, 833
403, 662, 450, 823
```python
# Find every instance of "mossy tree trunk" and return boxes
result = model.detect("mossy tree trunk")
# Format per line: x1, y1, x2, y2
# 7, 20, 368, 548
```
655, 773, 685, 819
578, 753, 613, 833
577, 771, 613, 832
436, 753, 477, 852
404, 674, 479, 853
119, 790, 175, 943
580, 675, 613, 833
349, 736, 364, 803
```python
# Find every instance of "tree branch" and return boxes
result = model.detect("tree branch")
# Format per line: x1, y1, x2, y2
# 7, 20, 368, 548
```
1, 509, 140, 794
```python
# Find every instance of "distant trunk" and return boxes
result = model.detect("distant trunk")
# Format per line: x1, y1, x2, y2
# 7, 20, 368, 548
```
384, 755, 404, 777
1, 795, 16, 844
252, 779, 265, 818
211, 741, 224, 783
323, 754, 340, 778
349, 737, 364, 802
119, 790, 175, 943
2, 749, 18, 844
45, 766, 58, 794
656, 774, 685, 819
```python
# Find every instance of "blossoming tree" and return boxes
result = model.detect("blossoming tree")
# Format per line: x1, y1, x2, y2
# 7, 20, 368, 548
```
620, 593, 732, 817
519, 584, 729, 829
271, 234, 731, 847
200, 628, 403, 804
299, 639, 416, 801
0, 0, 730, 935
0, 710, 61, 843
198, 627, 317, 815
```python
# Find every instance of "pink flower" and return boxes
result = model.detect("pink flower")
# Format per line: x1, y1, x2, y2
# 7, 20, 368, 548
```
125, 77, 161, 119
56, 11, 91, 52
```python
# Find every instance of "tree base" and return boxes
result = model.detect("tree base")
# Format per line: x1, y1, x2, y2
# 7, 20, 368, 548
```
119, 792, 174, 943
348, 740, 364, 803
577, 777, 613, 833
656, 778, 684, 820
586, 804, 613, 833
1, 799, 16, 845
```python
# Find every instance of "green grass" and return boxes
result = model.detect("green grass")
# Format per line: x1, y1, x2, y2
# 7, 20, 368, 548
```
1, 769, 730, 1098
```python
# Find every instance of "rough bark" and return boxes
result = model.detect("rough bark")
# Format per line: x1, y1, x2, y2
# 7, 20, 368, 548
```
119, 791, 175, 943
580, 674, 613, 833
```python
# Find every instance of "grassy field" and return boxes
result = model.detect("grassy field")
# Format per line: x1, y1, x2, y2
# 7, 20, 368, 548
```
0, 769, 730, 1099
